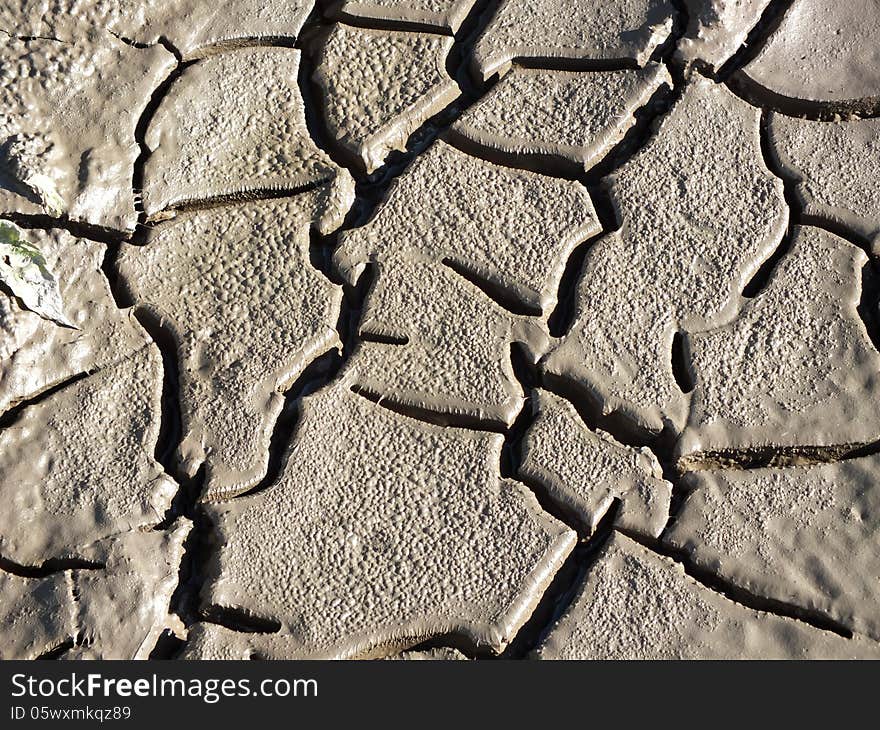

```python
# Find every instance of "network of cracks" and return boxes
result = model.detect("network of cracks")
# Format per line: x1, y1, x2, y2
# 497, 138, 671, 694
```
2, 0, 880, 660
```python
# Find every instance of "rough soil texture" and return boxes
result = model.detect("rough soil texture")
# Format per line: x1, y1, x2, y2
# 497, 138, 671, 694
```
2, 0, 880, 660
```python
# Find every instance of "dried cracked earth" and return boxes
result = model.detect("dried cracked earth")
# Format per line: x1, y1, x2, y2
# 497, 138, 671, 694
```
2, 0, 880, 660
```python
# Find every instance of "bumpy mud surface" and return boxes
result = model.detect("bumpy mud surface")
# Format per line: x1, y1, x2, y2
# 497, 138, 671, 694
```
2, 0, 880, 660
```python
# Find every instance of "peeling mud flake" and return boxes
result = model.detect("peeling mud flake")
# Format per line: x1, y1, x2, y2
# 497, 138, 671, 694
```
327, 0, 477, 33
519, 390, 671, 538
667, 454, 880, 642
769, 113, 880, 253
349, 257, 548, 428
740, 0, 880, 112
334, 139, 599, 315
677, 0, 772, 71
470, 0, 676, 82
0, 572, 74, 660
0, 32, 175, 232
117, 193, 344, 500
543, 78, 787, 437
535, 532, 880, 659
449, 63, 671, 175
0, 346, 177, 566
199, 376, 575, 659
66, 520, 191, 659
312, 23, 458, 174
142, 47, 350, 219
0, 0, 315, 60
0, 227, 149, 415
678, 226, 880, 463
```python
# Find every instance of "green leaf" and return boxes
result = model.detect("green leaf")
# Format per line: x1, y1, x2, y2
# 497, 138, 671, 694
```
0, 220, 75, 328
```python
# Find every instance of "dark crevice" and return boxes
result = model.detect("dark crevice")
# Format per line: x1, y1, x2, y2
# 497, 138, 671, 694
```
443, 124, 585, 179
131, 58, 195, 228
654, 0, 687, 64
308, 225, 333, 280
498, 545, 583, 659
585, 184, 621, 235
0, 555, 103, 579
445, 74, 677, 190
446, 0, 499, 96
623, 530, 854, 638
201, 606, 282, 635
513, 471, 594, 541
324, 8, 455, 36
232, 350, 345, 501
539, 371, 674, 452
125, 307, 185, 479
0, 371, 90, 430
858, 260, 880, 357
441, 258, 541, 316
534, 371, 683, 516
494, 351, 636, 656
148, 629, 186, 659
712, 0, 795, 82
0, 29, 64, 43
740, 234, 793, 298
663, 473, 691, 534
800, 213, 876, 256
160, 493, 213, 645
228, 263, 374, 504
496, 348, 582, 530
508, 340, 540, 392
350, 384, 508, 433
100, 241, 130, 307
4, 212, 127, 246
534, 36, 687, 343
512, 57, 640, 74
671, 330, 694, 394
741, 109, 796, 298
359, 331, 409, 346
297, 0, 500, 223
35, 640, 75, 660
496, 386, 532, 481
500, 502, 622, 658
117, 309, 210, 653
840, 438, 880, 462
727, 74, 880, 121
108, 32, 183, 62
582, 77, 684, 191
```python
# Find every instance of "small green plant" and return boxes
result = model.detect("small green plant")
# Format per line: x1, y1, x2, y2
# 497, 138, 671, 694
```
0, 220, 74, 328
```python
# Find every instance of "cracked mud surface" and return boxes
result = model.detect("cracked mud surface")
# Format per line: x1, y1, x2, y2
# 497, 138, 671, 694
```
2, 0, 880, 660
